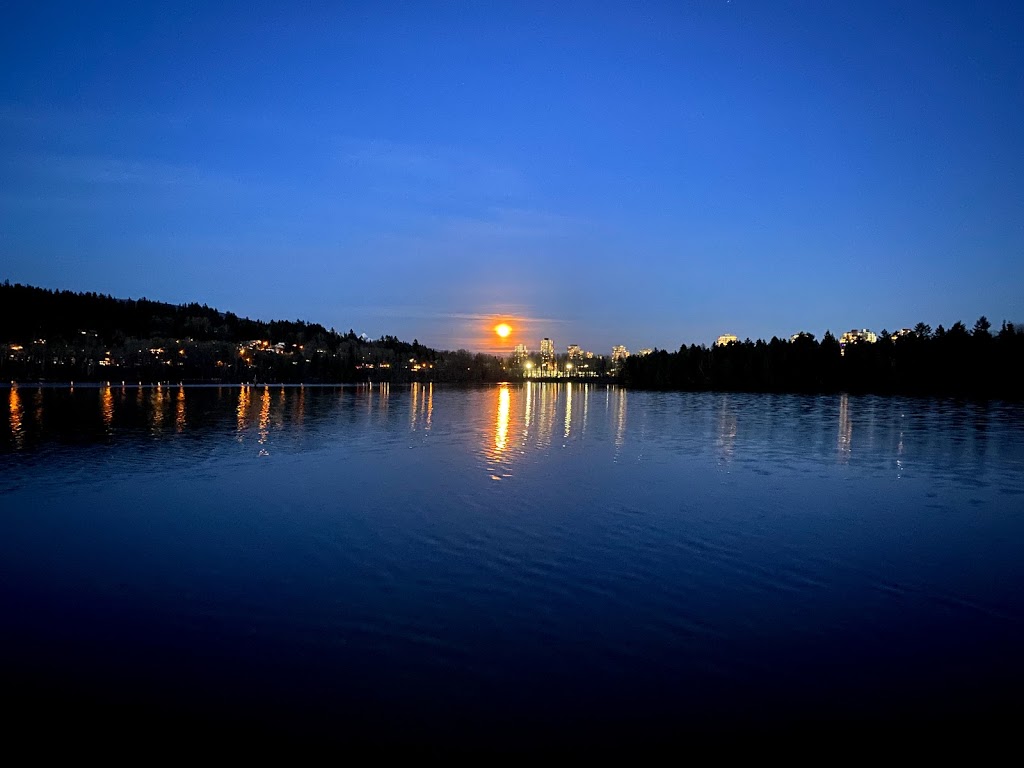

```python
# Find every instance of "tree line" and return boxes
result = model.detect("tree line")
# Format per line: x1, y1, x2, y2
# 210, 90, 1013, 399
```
5, 283, 1019, 395
0, 282, 507, 384
621, 319, 1024, 399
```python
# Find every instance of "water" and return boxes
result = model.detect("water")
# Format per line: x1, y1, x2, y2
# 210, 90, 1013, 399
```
2, 383, 1023, 745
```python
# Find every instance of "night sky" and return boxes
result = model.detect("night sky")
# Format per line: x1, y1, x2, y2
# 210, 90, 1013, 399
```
3, 1, 1022, 355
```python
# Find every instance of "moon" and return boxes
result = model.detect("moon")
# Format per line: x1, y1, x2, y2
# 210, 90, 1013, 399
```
494, 323, 512, 339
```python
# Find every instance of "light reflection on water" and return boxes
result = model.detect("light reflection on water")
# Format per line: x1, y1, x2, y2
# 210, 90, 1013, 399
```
479, 383, 614, 478
236, 384, 250, 438
495, 384, 509, 454
176, 385, 187, 434
614, 387, 627, 459
257, 386, 270, 455
717, 395, 737, 465
150, 383, 165, 435
2, 383, 1024, 739
101, 386, 114, 432
2, 384, 1023, 486
564, 382, 572, 438
838, 392, 852, 462
8, 385, 23, 450
408, 382, 433, 431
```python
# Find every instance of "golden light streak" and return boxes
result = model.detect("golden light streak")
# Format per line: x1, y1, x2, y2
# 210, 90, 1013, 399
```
101, 385, 114, 431
523, 380, 532, 437
236, 385, 251, 438
9, 385, 24, 449
175, 386, 187, 433
258, 386, 270, 455
495, 384, 510, 453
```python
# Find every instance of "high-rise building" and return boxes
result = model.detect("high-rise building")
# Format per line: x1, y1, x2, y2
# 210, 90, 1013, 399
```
839, 329, 878, 355
540, 338, 555, 366
611, 345, 629, 365
512, 343, 529, 365
638, 348, 653, 356
715, 334, 739, 347
839, 329, 877, 346
566, 344, 583, 361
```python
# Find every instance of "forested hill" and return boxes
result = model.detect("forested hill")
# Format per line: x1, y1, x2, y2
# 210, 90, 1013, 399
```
0, 282, 505, 383
1, 281, 336, 345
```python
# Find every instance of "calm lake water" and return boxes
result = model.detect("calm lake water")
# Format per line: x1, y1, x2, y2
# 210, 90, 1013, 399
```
2, 383, 1023, 745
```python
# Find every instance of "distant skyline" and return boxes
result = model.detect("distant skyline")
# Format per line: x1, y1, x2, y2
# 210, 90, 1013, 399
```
3, 1, 1023, 354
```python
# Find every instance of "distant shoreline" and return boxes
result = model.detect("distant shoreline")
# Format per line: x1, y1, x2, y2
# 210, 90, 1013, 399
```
3, 282, 1022, 399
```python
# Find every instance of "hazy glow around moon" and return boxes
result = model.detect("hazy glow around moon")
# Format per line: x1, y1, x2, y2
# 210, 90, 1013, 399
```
494, 323, 512, 338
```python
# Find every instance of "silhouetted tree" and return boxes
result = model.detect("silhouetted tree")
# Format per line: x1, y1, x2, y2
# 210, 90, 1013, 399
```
619, 317, 1021, 399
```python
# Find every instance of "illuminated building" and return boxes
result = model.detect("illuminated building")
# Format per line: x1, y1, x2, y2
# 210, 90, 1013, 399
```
611, 345, 629, 365
638, 348, 653, 356
839, 329, 878, 345
839, 329, 878, 355
566, 344, 583, 361
540, 338, 555, 366
892, 328, 914, 340
512, 343, 529, 365
790, 332, 814, 342
715, 334, 738, 347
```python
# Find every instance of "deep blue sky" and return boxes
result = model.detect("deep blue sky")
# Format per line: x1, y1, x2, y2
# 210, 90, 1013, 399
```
3, 1, 1022, 354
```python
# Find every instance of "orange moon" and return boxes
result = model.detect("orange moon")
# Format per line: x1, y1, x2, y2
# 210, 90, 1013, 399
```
494, 323, 512, 338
